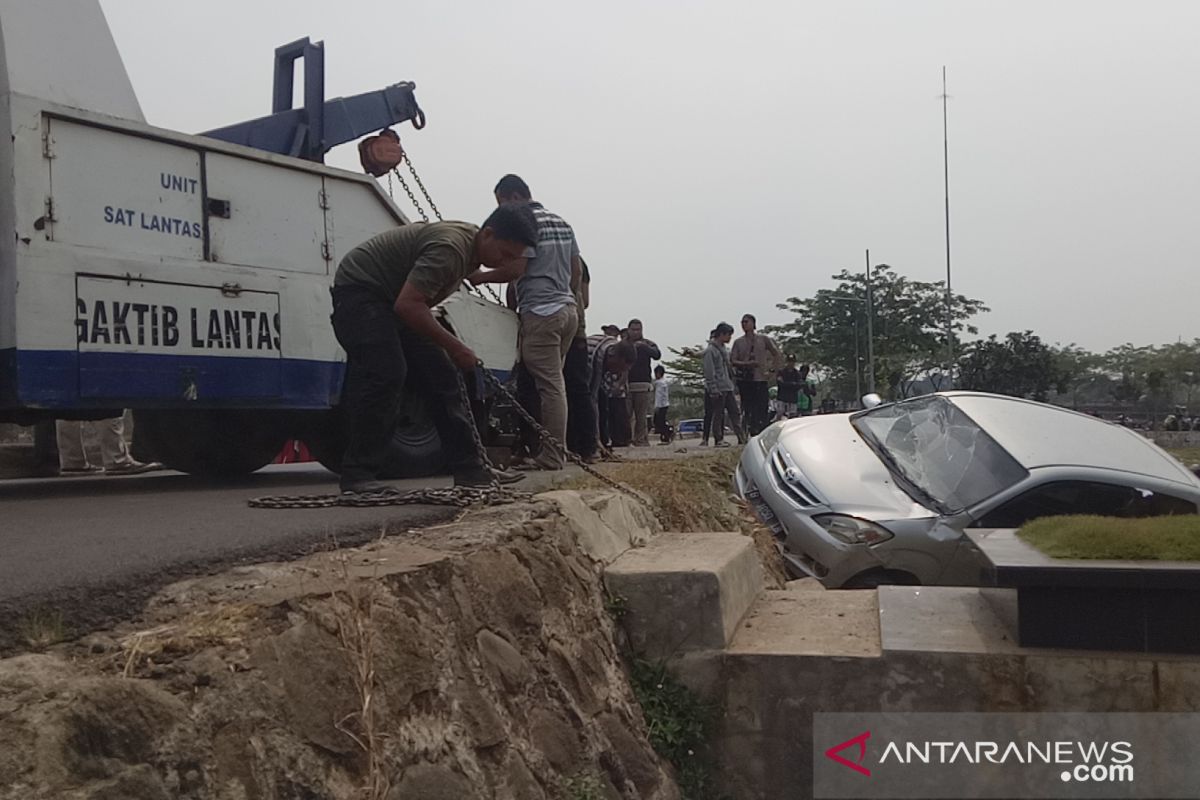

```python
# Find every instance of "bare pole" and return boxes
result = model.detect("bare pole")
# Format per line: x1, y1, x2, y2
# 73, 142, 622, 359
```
865, 249, 875, 394
853, 316, 862, 401
941, 66, 953, 387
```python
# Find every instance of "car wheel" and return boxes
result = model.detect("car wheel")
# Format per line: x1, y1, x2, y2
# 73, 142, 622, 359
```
842, 569, 920, 590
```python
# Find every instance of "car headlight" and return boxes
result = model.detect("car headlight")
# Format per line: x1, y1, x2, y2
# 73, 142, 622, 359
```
757, 421, 784, 453
813, 514, 894, 546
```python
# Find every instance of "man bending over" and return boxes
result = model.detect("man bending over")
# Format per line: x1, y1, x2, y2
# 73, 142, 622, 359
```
331, 206, 538, 494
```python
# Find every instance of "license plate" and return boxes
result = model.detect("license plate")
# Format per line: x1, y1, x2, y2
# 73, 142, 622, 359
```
744, 487, 784, 534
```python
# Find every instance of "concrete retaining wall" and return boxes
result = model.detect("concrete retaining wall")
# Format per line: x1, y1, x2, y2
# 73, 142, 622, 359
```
674, 585, 1200, 800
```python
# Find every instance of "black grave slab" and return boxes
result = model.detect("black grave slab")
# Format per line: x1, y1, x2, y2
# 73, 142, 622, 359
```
968, 529, 1200, 654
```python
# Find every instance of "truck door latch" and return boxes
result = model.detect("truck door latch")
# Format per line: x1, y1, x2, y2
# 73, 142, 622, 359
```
207, 198, 231, 218
220, 282, 244, 297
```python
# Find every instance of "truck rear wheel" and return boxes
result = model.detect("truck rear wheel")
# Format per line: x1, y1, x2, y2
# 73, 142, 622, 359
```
304, 392, 446, 479
133, 410, 287, 477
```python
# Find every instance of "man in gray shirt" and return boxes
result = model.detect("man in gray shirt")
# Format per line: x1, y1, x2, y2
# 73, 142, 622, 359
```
703, 322, 747, 447
478, 175, 581, 469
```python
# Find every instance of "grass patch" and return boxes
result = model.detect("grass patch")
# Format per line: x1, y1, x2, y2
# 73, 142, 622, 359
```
18, 608, 69, 651
563, 451, 745, 533
1018, 515, 1200, 561
1166, 447, 1200, 467
558, 771, 606, 800
629, 659, 729, 800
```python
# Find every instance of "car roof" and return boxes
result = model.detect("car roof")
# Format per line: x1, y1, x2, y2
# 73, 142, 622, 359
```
940, 392, 1197, 484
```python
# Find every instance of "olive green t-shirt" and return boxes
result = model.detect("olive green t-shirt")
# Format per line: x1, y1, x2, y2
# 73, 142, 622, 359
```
334, 221, 478, 304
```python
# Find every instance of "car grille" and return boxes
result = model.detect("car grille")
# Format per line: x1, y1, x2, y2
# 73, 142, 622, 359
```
769, 447, 820, 507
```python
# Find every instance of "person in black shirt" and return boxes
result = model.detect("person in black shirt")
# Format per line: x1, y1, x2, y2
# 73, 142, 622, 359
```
625, 318, 661, 446
775, 354, 802, 420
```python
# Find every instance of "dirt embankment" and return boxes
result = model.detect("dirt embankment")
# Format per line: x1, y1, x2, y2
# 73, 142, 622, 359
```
0, 494, 682, 800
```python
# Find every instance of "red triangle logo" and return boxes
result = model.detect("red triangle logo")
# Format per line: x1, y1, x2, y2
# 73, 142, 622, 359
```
825, 730, 872, 776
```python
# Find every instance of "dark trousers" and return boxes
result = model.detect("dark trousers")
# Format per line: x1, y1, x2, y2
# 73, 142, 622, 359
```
514, 361, 542, 459
653, 407, 669, 441
702, 393, 713, 442
609, 395, 632, 447
738, 380, 770, 436
331, 286, 480, 487
712, 390, 747, 444
564, 337, 597, 458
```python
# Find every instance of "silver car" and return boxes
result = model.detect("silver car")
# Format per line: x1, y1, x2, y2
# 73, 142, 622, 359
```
736, 391, 1200, 588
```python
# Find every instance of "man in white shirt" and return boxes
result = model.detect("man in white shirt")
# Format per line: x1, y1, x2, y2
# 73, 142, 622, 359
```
652, 365, 671, 442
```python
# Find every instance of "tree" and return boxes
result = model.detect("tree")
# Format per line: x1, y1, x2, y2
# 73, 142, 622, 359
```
958, 331, 1060, 400
1048, 344, 1109, 408
661, 344, 708, 419
1156, 340, 1200, 411
765, 266, 987, 401
1102, 343, 1153, 409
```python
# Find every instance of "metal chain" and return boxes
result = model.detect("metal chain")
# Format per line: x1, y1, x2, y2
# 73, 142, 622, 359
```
250, 369, 528, 509
389, 168, 429, 223
402, 152, 442, 222
398, 154, 505, 305
386, 161, 502, 305
248, 484, 526, 510
477, 369, 650, 504
250, 363, 647, 509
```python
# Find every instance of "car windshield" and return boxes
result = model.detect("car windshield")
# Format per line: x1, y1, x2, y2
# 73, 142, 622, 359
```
851, 395, 1028, 513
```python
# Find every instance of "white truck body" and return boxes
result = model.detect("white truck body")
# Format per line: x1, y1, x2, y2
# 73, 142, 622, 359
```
0, 1, 516, 418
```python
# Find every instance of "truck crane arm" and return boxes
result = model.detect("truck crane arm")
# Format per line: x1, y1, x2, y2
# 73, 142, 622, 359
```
201, 37, 424, 162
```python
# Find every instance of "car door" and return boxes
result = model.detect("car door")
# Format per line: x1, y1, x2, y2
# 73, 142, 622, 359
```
970, 480, 1197, 529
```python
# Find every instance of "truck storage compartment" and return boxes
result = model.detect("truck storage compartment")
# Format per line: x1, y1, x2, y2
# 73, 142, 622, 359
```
75, 274, 282, 400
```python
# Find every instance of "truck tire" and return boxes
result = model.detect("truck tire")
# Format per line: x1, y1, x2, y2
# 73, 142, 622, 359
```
133, 409, 287, 477
305, 392, 446, 479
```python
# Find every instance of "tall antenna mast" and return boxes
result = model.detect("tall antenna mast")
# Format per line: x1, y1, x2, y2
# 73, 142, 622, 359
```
941, 66, 953, 386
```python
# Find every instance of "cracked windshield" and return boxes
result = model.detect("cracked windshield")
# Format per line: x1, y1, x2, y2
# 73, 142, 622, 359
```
852, 396, 1027, 513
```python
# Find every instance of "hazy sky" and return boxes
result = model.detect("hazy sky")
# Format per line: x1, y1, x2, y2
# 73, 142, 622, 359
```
100, 0, 1200, 357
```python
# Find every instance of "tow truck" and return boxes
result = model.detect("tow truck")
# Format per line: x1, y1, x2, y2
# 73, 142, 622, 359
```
0, 1, 518, 477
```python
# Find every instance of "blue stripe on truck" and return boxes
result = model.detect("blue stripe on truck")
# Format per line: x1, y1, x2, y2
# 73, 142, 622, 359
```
2, 348, 342, 409
0, 348, 512, 410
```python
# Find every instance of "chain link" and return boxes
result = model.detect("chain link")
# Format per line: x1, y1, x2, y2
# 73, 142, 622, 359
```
389, 169, 429, 223
250, 363, 646, 510
386, 160, 502, 305
396, 153, 504, 305
477, 370, 650, 505
402, 151, 442, 222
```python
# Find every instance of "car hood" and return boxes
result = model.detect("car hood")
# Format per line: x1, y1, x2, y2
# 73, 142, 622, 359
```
774, 415, 933, 520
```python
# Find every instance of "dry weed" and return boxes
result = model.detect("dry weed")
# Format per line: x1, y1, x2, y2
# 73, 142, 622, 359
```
18, 607, 69, 651
118, 604, 256, 677
330, 552, 390, 800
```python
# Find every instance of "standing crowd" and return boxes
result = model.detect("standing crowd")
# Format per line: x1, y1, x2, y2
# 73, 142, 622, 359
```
699, 315, 815, 447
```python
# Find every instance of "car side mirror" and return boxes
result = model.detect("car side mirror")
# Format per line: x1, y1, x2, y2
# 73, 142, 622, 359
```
861, 393, 883, 409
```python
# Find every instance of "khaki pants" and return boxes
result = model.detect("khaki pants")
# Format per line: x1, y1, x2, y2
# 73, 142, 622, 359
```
519, 306, 578, 468
56, 417, 134, 470
628, 384, 654, 446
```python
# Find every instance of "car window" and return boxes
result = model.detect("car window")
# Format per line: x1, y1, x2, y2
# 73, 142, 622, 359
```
972, 481, 1198, 529
851, 395, 1028, 513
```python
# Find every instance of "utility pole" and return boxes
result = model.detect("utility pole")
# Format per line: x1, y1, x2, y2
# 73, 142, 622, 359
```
865, 249, 875, 395
941, 66, 954, 388
853, 319, 862, 401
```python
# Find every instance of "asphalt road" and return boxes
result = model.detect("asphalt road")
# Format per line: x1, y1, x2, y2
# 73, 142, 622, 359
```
0, 464, 469, 649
